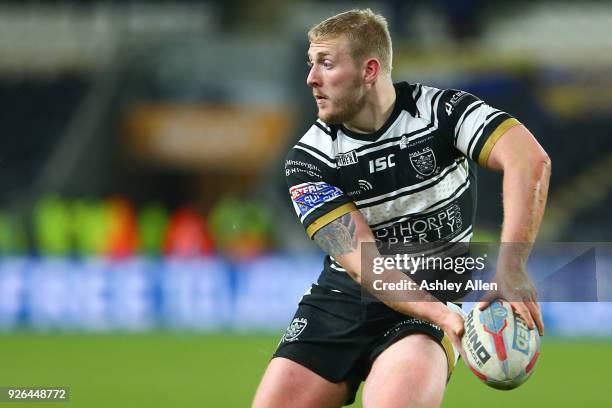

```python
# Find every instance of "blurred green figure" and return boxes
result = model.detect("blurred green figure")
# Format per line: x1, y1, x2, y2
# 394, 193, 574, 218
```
0, 211, 27, 255
34, 195, 73, 256
208, 196, 274, 259
72, 199, 110, 256
138, 202, 169, 256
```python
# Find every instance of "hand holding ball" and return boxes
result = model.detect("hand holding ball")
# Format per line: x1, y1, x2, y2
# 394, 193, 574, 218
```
462, 300, 540, 390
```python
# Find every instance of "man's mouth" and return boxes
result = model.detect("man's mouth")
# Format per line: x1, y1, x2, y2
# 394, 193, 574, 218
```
314, 94, 328, 107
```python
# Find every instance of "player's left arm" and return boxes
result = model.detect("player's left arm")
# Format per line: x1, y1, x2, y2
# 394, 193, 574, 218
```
481, 123, 551, 336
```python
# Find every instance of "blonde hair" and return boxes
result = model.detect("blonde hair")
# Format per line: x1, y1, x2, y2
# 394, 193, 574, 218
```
308, 9, 392, 76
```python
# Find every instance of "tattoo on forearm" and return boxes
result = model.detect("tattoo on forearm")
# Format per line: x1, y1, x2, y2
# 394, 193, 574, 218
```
313, 213, 359, 257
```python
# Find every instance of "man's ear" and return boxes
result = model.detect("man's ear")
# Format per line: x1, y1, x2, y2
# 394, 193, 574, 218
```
363, 58, 381, 85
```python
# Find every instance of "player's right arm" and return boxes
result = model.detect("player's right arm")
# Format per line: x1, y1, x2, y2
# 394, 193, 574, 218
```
312, 208, 465, 351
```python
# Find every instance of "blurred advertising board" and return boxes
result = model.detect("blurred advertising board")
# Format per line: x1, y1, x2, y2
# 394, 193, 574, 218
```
0, 256, 318, 332
123, 104, 293, 172
0, 255, 611, 336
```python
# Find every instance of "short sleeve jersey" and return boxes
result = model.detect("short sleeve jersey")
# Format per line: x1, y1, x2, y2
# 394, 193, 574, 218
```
285, 82, 519, 293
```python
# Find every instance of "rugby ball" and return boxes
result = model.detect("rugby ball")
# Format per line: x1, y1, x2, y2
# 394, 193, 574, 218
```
462, 300, 540, 390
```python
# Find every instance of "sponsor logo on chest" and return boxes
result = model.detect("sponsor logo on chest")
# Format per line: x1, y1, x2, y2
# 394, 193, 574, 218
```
336, 150, 358, 167
374, 203, 464, 243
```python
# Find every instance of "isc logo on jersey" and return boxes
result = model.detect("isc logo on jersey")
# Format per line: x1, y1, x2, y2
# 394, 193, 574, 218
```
290, 182, 343, 216
369, 154, 395, 173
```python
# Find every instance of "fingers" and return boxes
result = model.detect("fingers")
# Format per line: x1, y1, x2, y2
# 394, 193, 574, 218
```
513, 281, 543, 335
526, 301, 545, 336
478, 292, 497, 310
510, 301, 537, 332
456, 321, 465, 338
478, 286, 503, 310
446, 312, 466, 359
441, 311, 469, 364
452, 311, 465, 336
483, 298, 544, 336
478, 295, 499, 310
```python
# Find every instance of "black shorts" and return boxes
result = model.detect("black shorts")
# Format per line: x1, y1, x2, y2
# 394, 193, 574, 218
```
273, 284, 459, 405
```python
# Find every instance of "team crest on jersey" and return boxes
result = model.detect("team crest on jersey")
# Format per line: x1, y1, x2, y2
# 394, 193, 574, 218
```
282, 318, 308, 342
409, 147, 437, 176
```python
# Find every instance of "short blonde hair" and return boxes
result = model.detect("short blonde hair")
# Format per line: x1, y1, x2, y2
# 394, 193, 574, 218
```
308, 9, 392, 76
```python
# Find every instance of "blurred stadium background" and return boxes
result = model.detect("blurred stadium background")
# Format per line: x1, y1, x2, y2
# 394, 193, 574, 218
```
1, 0, 611, 407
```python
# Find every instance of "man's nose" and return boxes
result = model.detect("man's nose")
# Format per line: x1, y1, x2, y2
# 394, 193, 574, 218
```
306, 65, 320, 88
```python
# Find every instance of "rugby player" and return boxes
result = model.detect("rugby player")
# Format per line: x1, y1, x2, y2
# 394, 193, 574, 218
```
253, 9, 550, 408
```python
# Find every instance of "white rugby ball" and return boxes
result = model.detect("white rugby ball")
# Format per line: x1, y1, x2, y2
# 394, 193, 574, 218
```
462, 300, 540, 390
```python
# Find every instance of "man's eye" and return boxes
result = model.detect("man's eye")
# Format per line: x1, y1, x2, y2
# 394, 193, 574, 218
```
323, 61, 333, 69
306, 61, 313, 68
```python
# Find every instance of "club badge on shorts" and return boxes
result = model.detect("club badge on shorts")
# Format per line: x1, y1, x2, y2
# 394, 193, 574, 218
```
282, 318, 308, 342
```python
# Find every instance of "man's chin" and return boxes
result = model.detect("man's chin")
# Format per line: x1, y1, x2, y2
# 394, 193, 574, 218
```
317, 110, 342, 125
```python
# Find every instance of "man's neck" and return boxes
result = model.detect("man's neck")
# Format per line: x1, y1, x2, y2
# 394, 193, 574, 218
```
343, 78, 396, 134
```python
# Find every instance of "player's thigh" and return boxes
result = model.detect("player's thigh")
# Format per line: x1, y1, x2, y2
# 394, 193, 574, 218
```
362, 333, 448, 408
253, 357, 349, 408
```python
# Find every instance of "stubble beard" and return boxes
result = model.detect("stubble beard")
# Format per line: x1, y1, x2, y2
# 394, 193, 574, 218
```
318, 81, 366, 125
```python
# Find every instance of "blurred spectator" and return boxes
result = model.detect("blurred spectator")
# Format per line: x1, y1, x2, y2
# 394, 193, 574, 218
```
163, 207, 213, 257
106, 196, 139, 259
34, 195, 72, 255
72, 199, 111, 256
208, 196, 274, 259
138, 202, 169, 256
0, 211, 27, 255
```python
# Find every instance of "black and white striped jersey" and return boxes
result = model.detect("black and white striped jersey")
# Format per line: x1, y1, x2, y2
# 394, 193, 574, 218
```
285, 82, 519, 294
